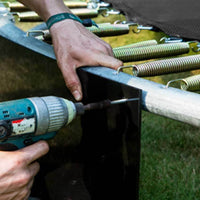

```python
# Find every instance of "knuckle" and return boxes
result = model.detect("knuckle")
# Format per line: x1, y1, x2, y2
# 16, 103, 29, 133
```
66, 80, 79, 90
39, 141, 49, 152
16, 172, 31, 187
98, 42, 111, 51
12, 155, 25, 168
104, 42, 112, 50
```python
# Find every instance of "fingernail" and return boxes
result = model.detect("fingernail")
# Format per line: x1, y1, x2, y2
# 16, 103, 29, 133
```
73, 90, 82, 101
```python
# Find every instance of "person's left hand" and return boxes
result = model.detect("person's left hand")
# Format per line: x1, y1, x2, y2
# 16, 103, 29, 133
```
50, 19, 123, 101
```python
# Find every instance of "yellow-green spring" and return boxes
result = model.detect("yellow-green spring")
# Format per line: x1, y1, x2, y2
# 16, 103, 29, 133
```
167, 75, 200, 91
86, 23, 130, 37
114, 40, 158, 49
113, 42, 190, 62
5, 1, 87, 12
17, 9, 98, 22
180, 75, 200, 91
132, 55, 200, 76
32, 23, 130, 42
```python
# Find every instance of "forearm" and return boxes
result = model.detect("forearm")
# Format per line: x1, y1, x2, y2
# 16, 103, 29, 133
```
18, 0, 70, 21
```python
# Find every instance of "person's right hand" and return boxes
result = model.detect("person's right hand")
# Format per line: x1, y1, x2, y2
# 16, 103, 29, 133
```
0, 141, 49, 200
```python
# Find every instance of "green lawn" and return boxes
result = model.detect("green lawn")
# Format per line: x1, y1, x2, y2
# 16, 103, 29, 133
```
5, 2, 200, 199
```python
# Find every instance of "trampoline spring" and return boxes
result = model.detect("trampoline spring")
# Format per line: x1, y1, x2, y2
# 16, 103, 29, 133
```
1, 1, 88, 12
113, 42, 190, 62
86, 23, 130, 37
180, 75, 200, 91
16, 9, 99, 22
0, 2, 27, 12
130, 55, 200, 77
114, 40, 158, 49
26, 23, 130, 41
166, 75, 200, 91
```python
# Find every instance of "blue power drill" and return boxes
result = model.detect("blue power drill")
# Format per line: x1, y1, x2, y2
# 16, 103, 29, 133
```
0, 96, 137, 149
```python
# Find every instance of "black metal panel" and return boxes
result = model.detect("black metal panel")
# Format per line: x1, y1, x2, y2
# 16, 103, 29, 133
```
0, 32, 141, 199
78, 69, 141, 200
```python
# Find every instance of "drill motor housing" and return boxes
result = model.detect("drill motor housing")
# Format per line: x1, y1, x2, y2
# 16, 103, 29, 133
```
0, 96, 76, 149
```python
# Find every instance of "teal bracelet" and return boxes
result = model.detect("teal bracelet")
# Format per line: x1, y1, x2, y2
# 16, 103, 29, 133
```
46, 13, 83, 29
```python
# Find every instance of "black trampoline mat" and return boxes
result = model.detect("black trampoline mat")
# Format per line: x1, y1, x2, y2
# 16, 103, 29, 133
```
105, 0, 200, 40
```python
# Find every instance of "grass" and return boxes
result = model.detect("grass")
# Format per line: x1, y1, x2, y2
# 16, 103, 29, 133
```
140, 112, 200, 200
4, 2, 200, 199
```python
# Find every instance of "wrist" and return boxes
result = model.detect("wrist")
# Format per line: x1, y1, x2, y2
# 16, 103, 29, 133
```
46, 12, 82, 29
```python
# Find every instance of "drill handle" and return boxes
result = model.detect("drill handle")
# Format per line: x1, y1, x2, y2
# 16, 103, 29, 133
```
0, 132, 57, 150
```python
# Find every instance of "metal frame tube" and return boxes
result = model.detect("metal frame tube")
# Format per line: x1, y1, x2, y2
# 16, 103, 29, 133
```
1, 8, 200, 127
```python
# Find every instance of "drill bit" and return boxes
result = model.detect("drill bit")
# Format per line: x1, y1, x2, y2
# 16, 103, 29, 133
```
83, 98, 139, 111
74, 98, 139, 115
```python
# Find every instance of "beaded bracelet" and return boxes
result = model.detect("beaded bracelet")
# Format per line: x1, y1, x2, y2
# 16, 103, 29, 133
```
46, 12, 98, 29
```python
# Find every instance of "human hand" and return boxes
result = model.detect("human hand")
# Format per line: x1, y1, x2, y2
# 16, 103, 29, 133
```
50, 20, 123, 101
0, 141, 49, 200
17, 0, 123, 101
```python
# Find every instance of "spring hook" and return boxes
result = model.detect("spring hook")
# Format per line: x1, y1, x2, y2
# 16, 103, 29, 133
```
132, 55, 200, 77
166, 75, 200, 91
113, 42, 190, 62
160, 36, 184, 43
98, 7, 121, 17
114, 20, 138, 26
106, 9, 121, 15
116, 65, 135, 74
192, 43, 200, 52
113, 21, 140, 33
132, 24, 158, 33
165, 79, 183, 88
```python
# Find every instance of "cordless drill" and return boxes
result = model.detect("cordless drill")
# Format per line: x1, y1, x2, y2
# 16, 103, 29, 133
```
0, 96, 137, 149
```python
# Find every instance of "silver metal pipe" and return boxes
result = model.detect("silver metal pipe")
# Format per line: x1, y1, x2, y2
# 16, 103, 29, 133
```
84, 67, 200, 127
1, 7, 200, 127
